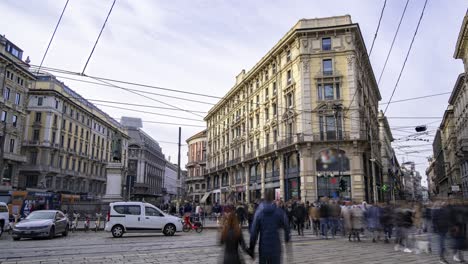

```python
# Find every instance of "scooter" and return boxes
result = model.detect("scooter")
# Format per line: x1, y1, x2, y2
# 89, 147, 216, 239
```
94, 213, 102, 232
84, 215, 90, 232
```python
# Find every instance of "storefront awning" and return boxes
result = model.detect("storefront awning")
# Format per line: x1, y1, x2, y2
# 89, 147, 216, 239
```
200, 192, 211, 204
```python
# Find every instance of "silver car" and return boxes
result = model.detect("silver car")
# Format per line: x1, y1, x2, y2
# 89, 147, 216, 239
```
12, 210, 69, 241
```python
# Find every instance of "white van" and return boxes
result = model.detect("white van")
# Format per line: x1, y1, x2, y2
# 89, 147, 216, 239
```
0, 202, 10, 237
105, 201, 182, 237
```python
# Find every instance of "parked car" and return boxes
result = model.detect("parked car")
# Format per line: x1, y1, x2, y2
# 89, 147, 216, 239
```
0, 202, 9, 237
11, 210, 69, 241
105, 201, 182, 238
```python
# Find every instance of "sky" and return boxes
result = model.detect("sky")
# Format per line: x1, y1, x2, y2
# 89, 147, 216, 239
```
0, 0, 466, 186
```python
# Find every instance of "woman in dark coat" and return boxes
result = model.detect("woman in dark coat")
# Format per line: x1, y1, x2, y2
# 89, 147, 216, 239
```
220, 211, 250, 264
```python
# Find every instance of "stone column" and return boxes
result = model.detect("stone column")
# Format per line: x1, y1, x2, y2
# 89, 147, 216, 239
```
299, 145, 315, 203
279, 154, 285, 200
260, 160, 266, 199
351, 150, 366, 203
103, 162, 124, 202
244, 164, 250, 203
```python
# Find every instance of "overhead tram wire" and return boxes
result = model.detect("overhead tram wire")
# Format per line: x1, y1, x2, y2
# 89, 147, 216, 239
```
37, 0, 70, 73
379, 91, 451, 105
94, 103, 205, 122
384, 0, 429, 114
112, 118, 205, 128
368, 0, 387, 57
52, 74, 216, 105
344, 0, 387, 115
88, 76, 206, 119
377, 0, 410, 85
81, 0, 117, 75
30, 65, 224, 100
72, 98, 207, 114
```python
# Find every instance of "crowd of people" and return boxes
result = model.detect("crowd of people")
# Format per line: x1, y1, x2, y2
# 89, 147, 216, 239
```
216, 194, 468, 264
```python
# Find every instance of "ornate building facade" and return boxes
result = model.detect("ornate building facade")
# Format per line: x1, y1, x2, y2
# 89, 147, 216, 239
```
123, 117, 165, 203
185, 130, 207, 203
204, 16, 382, 204
19, 73, 128, 199
453, 10, 468, 198
0, 35, 36, 191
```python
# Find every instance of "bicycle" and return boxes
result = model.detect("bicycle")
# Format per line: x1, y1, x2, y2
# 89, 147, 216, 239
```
182, 215, 203, 233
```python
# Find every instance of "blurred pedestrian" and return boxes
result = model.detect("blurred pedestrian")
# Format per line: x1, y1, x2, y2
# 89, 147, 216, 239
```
448, 199, 466, 263
431, 200, 450, 263
293, 201, 307, 236
310, 203, 320, 236
305, 201, 311, 229
329, 200, 341, 239
236, 203, 246, 227
350, 203, 364, 242
341, 202, 352, 240
250, 190, 290, 264
319, 197, 330, 239
381, 203, 394, 243
366, 203, 382, 243
220, 211, 250, 264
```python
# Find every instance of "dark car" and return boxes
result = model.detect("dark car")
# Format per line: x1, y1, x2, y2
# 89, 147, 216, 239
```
12, 210, 69, 241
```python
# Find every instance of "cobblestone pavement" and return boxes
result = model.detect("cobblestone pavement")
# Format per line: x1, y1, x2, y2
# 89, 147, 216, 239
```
0, 229, 466, 264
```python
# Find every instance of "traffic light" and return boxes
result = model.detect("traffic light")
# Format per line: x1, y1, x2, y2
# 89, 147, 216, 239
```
339, 179, 347, 192
382, 184, 389, 192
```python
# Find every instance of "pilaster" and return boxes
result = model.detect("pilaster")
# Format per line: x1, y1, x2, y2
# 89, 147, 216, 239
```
279, 154, 285, 200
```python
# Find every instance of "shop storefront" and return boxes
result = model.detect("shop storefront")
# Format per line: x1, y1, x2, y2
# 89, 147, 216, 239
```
316, 148, 351, 200
284, 152, 300, 201
264, 158, 280, 199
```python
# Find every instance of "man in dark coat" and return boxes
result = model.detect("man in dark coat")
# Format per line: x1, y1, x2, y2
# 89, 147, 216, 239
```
293, 202, 307, 236
250, 190, 290, 264
235, 203, 246, 226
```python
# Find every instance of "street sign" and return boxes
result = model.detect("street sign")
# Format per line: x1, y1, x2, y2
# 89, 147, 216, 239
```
451, 185, 460, 192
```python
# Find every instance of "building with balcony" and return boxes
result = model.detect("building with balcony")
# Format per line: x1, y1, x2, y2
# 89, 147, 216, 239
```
204, 16, 382, 204
0, 35, 36, 191
401, 162, 422, 201
378, 111, 399, 202
453, 10, 468, 198
122, 117, 165, 203
19, 73, 128, 200
185, 130, 207, 204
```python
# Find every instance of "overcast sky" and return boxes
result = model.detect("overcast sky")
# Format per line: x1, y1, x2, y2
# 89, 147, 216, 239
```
0, 0, 466, 185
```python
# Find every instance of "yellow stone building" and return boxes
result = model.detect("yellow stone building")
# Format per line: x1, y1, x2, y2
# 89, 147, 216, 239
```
19, 73, 128, 199
205, 16, 382, 204
453, 10, 468, 198
0, 35, 36, 191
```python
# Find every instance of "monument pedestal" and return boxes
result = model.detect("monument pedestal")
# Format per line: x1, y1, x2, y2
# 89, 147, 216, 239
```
103, 162, 125, 202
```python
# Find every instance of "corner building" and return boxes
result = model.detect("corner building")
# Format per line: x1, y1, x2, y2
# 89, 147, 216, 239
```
0, 36, 36, 191
185, 130, 207, 203
19, 74, 128, 199
205, 16, 382, 204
